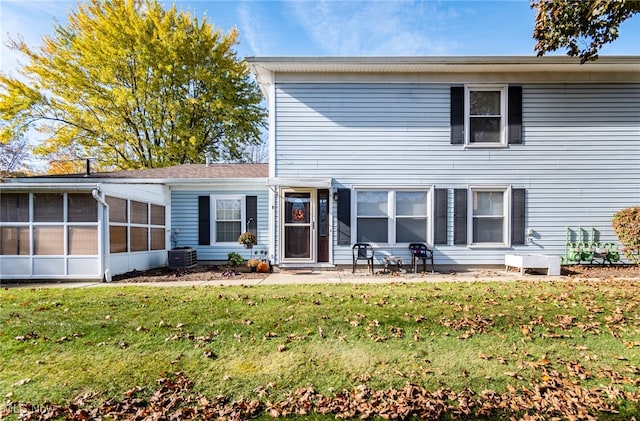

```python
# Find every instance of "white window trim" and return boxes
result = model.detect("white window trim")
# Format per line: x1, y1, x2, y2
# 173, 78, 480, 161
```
464, 85, 507, 148
467, 185, 511, 248
353, 187, 433, 247
211, 194, 246, 245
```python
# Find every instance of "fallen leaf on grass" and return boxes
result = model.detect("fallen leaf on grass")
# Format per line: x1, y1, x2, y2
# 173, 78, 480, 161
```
9, 368, 630, 420
13, 378, 31, 387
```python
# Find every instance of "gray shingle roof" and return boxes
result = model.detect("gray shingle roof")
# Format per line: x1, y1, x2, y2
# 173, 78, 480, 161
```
96, 163, 268, 179
10, 163, 268, 180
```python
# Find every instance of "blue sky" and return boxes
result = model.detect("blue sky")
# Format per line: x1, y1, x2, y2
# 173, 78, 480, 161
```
1, 0, 640, 75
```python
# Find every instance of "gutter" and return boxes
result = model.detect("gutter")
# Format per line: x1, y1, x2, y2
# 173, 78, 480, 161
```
92, 188, 112, 282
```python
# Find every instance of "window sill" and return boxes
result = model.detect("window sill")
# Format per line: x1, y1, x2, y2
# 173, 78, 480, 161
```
463, 144, 508, 149
467, 243, 510, 249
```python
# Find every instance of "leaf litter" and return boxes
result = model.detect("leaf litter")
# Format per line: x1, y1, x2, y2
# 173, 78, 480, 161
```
9, 367, 640, 420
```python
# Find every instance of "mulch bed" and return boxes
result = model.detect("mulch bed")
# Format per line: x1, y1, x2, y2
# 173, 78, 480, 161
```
111, 265, 269, 283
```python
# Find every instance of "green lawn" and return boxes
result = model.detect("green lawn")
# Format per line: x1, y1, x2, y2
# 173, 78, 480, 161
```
2, 279, 639, 419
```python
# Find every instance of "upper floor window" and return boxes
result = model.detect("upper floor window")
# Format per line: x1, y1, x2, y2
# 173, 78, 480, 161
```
451, 85, 522, 146
466, 85, 507, 146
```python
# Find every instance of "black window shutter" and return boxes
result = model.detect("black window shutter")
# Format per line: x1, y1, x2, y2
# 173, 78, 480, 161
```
453, 189, 467, 245
337, 188, 351, 245
508, 86, 523, 145
511, 188, 526, 245
450, 86, 464, 145
434, 189, 448, 245
198, 196, 210, 246
246, 196, 258, 236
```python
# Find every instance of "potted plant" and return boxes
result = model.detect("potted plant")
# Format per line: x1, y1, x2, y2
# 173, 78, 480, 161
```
237, 231, 257, 248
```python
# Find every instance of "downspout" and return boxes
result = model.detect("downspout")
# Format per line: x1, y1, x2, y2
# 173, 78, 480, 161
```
92, 188, 112, 282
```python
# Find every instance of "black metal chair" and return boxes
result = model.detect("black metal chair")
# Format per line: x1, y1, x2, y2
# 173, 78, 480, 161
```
408, 243, 434, 273
352, 243, 374, 273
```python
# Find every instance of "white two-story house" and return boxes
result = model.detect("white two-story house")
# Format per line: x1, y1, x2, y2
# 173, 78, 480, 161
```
247, 56, 640, 268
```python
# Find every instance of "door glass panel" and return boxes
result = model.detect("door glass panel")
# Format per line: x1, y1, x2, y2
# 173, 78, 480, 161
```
284, 226, 311, 259
285, 194, 310, 224
284, 193, 311, 259
319, 198, 328, 237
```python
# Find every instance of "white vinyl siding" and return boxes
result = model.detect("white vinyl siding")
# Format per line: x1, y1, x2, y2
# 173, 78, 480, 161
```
274, 82, 640, 265
171, 188, 269, 261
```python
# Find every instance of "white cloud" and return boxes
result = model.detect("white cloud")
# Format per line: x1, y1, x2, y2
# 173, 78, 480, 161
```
0, 0, 75, 75
287, 0, 461, 55
237, 1, 275, 56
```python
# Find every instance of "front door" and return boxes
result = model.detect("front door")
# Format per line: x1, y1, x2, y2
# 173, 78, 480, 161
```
317, 189, 330, 262
282, 190, 315, 263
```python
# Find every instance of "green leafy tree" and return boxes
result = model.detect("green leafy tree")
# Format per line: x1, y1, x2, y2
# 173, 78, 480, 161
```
0, 0, 265, 171
532, 0, 640, 63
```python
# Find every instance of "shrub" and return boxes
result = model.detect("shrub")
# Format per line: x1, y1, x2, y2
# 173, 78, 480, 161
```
612, 207, 640, 264
227, 252, 244, 267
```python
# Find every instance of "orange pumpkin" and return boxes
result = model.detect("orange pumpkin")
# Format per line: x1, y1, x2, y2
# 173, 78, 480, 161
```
257, 261, 269, 273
